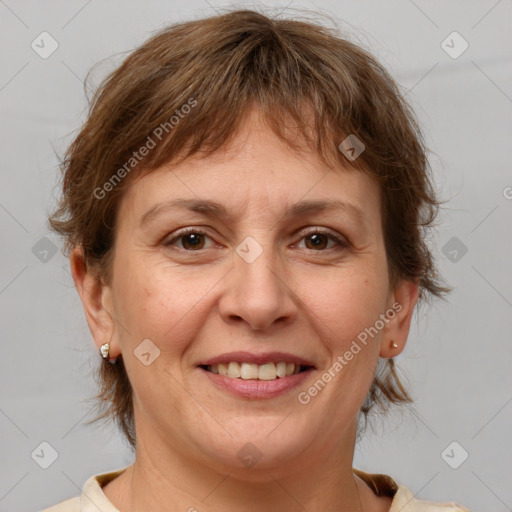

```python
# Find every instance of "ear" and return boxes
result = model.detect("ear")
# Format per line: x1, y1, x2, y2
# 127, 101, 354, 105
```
379, 278, 420, 358
70, 246, 120, 359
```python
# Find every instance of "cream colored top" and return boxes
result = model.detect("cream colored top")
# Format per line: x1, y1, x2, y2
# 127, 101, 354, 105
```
42, 467, 471, 511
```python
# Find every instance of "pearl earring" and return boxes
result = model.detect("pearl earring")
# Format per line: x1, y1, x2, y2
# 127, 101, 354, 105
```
100, 341, 117, 364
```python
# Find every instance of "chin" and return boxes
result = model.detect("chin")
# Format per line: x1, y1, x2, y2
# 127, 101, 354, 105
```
193, 421, 313, 475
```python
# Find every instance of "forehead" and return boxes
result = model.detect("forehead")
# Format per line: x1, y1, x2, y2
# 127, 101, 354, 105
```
117, 109, 381, 229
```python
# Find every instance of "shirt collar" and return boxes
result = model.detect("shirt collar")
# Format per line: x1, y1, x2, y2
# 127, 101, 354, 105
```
79, 466, 467, 512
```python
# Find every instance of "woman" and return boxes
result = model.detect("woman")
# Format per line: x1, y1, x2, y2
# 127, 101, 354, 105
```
44, 8, 470, 512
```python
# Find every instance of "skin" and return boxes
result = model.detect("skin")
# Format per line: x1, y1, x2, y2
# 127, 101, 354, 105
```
71, 106, 419, 512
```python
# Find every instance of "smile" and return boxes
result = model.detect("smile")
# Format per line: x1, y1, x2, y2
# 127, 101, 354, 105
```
202, 362, 311, 380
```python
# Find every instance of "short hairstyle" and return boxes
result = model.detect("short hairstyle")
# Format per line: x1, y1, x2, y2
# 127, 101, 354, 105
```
48, 8, 449, 449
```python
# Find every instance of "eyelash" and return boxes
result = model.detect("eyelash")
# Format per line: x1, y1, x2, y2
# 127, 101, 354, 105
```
165, 227, 349, 251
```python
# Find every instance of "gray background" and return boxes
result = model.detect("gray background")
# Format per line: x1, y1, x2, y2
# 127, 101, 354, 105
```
1, 1, 511, 511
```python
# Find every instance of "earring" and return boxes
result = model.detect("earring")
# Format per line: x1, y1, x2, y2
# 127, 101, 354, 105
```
100, 341, 117, 364
390, 341, 398, 348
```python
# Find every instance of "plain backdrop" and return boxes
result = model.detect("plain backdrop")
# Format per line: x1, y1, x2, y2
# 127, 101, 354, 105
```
1, 1, 511, 511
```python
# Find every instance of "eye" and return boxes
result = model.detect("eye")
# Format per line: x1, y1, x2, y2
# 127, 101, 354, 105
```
164, 227, 349, 252
297, 228, 349, 251
165, 228, 213, 250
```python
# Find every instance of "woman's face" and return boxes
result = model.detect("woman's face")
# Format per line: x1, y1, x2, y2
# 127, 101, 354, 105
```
81, 107, 418, 477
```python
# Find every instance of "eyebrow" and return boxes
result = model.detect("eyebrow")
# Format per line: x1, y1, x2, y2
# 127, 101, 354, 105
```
139, 198, 366, 227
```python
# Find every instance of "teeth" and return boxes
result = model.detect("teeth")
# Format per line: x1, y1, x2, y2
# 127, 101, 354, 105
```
227, 362, 241, 378
206, 361, 307, 380
258, 363, 277, 380
276, 362, 287, 378
240, 363, 259, 379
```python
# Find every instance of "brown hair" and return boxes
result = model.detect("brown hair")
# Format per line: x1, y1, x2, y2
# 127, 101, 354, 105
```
48, 8, 449, 449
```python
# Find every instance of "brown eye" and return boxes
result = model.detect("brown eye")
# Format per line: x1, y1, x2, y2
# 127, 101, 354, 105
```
297, 229, 349, 251
304, 233, 329, 250
180, 233, 205, 250
166, 229, 212, 250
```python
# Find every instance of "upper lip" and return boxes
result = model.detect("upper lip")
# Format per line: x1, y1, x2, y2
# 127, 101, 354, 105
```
198, 351, 316, 368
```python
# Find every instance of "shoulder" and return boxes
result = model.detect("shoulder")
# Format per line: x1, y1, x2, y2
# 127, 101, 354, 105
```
391, 485, 471, 512
353, 468, 470, 512
41, 467, 127, 512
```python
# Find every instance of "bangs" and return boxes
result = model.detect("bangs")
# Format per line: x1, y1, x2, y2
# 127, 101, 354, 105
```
87, 14, 389, 192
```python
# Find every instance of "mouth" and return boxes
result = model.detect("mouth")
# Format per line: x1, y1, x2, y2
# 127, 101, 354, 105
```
197, 351, 316, 398
200, 361, 313, 381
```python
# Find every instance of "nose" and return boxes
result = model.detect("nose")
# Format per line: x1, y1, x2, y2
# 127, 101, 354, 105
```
218, 242, 298, 332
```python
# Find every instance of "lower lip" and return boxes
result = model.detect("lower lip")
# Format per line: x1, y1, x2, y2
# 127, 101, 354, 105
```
199, 367, 314, 399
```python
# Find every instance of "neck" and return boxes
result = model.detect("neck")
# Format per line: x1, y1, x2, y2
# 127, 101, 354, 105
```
105, 423, 370, 512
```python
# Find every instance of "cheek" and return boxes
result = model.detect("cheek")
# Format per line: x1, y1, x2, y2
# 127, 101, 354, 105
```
305, 265, 389, 346
111, 250, 217, 354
